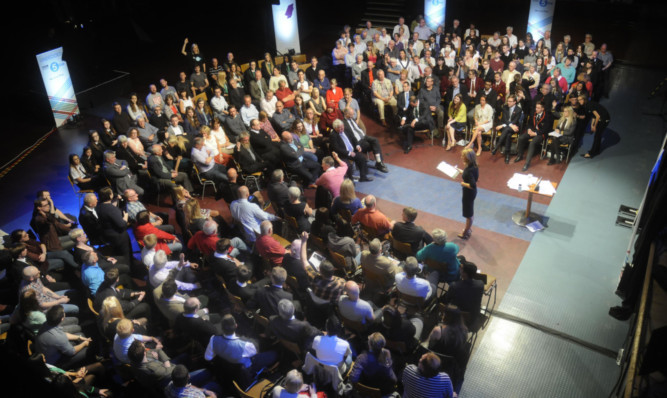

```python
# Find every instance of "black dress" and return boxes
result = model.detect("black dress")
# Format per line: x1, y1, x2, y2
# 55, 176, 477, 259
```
461, 165, 478, 218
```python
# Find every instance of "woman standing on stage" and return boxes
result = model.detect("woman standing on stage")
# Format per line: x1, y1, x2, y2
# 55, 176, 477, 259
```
459, 148, 478, 239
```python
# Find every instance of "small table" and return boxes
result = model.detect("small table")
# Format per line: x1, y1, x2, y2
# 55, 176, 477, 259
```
512, 181, 558, 226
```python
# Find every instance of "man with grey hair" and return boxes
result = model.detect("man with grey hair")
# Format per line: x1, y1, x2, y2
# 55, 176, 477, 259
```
124, 188, 173, 233
79, 193, 103, 245
187, 220, 248, 257
173, 297, 221, 347
338, 280, 379, 324
20, 265, 80, 315
417, 228, 461, 284
269, 299, 319, 349
361, 238, 399, 295
147, 144, 193, 194
136, 116, 159, 148
329, 118, 372, 181
395, 256, 434, 301
255, 220, 288, 266
249, 266, 296, 317
149, 250, 200, 291
352, 195, 394, 236
281, 236, 310, 292
191, 137, 229, 190
103, 149, 145, 196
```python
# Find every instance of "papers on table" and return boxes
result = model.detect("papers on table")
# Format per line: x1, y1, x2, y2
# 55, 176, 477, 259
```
225, 144, 236, 150
507, 173, 557, 196
536, 180, 557, 196
507, 173, 538, 191
437, 161, 461, 179
548, 130, 562, 138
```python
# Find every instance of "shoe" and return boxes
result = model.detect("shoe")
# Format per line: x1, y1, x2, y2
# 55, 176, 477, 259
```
404, 145, 412, 154
514, 155, 522, 163
359, 176, 374, 182
381, 119, 387, 126
352, 175, 360, 181
376, 162, 389, 173
457, 229, 472, 239
522, 164, 529, 171
445, 145, 453, 151
491, 147, 498, 155
547, 158, 557, 166
476, 150, 482, 157
505, 155, 510, 164
582, 152, 592, 159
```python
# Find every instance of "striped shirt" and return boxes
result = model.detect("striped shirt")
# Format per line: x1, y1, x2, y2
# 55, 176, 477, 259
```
402, 364, 453, 398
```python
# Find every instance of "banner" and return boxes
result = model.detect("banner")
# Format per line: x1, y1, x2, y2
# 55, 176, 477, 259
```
272, 0, 301, 55
36, 47, 79, 128
425, 0, 446, 31
527, 0, 557, 41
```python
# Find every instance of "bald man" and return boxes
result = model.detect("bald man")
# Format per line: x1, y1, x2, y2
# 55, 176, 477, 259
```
338, 280, 380, 324
351, 195, 395, 236
230, 186, 278, 243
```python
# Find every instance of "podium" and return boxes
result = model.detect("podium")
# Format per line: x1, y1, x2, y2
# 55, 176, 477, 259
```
512, 180, 558, 226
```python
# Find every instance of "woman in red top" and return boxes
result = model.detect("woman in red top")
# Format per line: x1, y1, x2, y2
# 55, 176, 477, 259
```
133, 211, 182, 255
326, 78, 344, 110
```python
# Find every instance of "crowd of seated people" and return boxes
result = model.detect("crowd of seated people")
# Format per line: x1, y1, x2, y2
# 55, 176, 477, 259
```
0, 14, 613, 398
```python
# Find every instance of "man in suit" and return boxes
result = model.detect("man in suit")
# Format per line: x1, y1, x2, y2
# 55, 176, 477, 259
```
246, 122, 281, 170
173, 297, 221, 348
147, 144, 193, 193
227, 265, 261, 303
329, 119, 372, 182
248, 266, 295, 318
166, 115, 188, 139
94, 268, 151, 319
443, 76, 470, 110
249, 69, 269, 108
399, 95, 433, 154
343, 108, 389, 173
417, 76, 443, 133
104, 150, 145, 196
79, 193, 104, 245
392, 207, 433, 254
279, 131, 320, 185
266, 169, 290, 212
479, 59, 494, 83
208, 238, 242, 284
228, 78, 246, 109
116, 135, 148, 176
492, 95, 523, 164
306, 56, 324, 84
269, 299, 319, 349
244, 61, 259, 88
96, 187, 133, 261
515, 101, 553, 171
359, 60, 378, 103
442, 261, 484, 325
111, 102, 132, 136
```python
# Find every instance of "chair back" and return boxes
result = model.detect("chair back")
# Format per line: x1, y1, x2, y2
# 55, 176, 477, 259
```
280, 338, 303, 357
285, 275, 299, 294
233, 379, 275, 398
425, 258, 449, 274
293, 54, 307, 64
286, 215, 299, 231
354, 383, 382, 398
88, 298, 99, 316
384, 339, 407, 355
337, 308, 367, 336
397, 290, 425, 310
309, 235, 327, 253
391, 237, 413, 258
328, 249, 348, 275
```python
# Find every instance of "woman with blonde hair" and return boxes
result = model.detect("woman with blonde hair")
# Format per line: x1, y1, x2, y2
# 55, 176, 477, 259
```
445, 94, 467, 151
99, 296, 147, 342
166, 134, 191, 173
330, 178, 363, 216
466, 95, 494, 156
548, 106, 576, 165
459, 148, 478, 239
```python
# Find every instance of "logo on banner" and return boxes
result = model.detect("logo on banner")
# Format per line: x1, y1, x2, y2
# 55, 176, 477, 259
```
285, 3, 294, 18
539, 0, 550, 6
431, 0, 443, 5
50, 62, 59, 72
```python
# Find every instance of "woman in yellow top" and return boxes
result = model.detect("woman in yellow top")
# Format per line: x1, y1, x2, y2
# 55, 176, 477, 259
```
445, 94, 467, 151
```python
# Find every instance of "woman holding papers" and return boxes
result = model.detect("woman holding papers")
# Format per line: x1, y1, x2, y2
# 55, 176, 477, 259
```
548, 106, 576, 165
459, 148, 478, 239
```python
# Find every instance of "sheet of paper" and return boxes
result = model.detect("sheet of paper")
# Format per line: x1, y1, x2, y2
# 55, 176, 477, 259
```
526, 220, 544, 232
437, 161, 461, 179
507, 173, 538, 191
548, 130, 562, 137
538, 180, 557, 196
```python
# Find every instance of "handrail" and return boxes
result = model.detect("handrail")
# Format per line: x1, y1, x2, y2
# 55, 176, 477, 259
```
623, 242, 655, 398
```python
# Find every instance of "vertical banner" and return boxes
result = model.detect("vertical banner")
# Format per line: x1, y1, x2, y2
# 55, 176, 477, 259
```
527, 0, 557, 41
272, 0, 301, 54
36, 47, 79, 128
425, 0, 446, 30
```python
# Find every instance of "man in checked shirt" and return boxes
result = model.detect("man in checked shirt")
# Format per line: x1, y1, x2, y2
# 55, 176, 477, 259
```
299, 232, 345, 304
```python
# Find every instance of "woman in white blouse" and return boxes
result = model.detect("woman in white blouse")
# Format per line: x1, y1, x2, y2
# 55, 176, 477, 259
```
178, 90, 194, 115
126, 93, 147, 122
127, 128, 147, 159
441, 45, 456, 68
209, 118, 234, 165
467, 95, 494, 156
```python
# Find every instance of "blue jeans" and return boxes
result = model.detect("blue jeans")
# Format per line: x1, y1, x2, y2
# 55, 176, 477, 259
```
47, 250, 78, 269
54, 290, 80, 315
189, 368, 222, 395
230, 237, 249, 257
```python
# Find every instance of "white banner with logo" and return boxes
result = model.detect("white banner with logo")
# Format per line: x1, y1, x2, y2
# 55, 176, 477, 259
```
425, 0, 446, 31
36, 47, 79, 128
527, 0, 557, 41
272, 0, 301, 54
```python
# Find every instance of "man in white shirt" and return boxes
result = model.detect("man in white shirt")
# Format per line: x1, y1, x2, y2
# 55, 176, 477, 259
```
230, 186, 278, 243
393, 16, 410, 39
505, 26, 518, 48
240, 95, 259, 127
395, 256, 434, 302
260, 91, 278, 117
209, 87, 229, 122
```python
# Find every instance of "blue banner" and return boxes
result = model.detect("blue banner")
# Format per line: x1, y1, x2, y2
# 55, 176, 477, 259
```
425, 0, 446, 31
36, 47, 79, 128
272, 0, 301, 54
527, 0, 557, 41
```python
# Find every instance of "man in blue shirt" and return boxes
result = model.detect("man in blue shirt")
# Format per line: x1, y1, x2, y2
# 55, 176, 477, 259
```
81, 251, 105, 296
